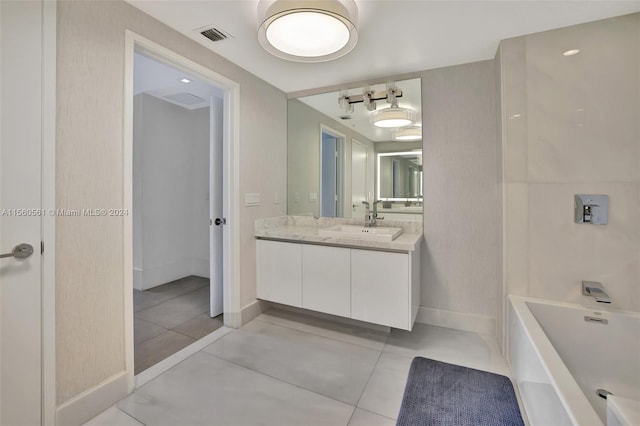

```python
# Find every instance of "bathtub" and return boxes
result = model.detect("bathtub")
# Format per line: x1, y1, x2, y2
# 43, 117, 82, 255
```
508, 296, 640, 425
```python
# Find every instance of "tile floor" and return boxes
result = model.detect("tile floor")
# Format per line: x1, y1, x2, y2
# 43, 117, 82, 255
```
87, 308, 512, 426
134, 276, 224, 374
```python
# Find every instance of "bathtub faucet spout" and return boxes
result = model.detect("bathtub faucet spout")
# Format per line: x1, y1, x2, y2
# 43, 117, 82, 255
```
582, 281, 612, 304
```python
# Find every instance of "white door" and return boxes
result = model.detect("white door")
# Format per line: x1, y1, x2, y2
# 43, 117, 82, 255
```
351, 141, 368, 219
1, 1, 44, 424
209, 97, 223, 317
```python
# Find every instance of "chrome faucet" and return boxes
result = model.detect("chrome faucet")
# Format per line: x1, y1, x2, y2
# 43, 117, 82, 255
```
582, 281, 612, 304
362, 201, 383, 227
362, 201, 373, 227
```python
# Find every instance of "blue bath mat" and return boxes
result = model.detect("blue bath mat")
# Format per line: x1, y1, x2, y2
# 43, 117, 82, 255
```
396, 357, 524, 426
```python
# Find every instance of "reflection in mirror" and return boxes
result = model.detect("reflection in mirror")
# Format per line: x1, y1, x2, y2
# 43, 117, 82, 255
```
377, 151, 423, 200
288, 77, 422, 220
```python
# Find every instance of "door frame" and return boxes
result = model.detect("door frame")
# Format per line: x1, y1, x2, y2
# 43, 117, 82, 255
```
123, 31, 241, 391
42, 3, 57, 425
319, 124, 345, 217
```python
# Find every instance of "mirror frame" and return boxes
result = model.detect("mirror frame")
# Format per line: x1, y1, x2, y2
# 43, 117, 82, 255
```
376, 151, 423, 201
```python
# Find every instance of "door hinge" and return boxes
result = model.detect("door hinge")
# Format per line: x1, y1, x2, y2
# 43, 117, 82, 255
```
41, 241, 44, 254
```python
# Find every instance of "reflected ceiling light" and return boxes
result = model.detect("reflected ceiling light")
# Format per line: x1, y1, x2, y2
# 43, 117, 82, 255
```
563, 49, 580, 56
257, 0, 358, 62
371, 107, 416, 128
371, 81, 416, 128
180, 78, 192, 83
393, 126, 422, 141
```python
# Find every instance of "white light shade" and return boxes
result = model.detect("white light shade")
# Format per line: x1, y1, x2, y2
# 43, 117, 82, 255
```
371, 107, 416, 128
258, 0, 358, 63
266, 12, 349, 57
393, 126, 422, 141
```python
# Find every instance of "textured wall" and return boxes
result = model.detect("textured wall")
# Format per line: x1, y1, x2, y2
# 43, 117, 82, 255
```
420, 60, 500, 319
56, 0, 286, 405
501, 13, 640, 312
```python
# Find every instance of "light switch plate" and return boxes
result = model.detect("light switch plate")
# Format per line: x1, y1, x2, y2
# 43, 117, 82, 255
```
245, 193, 261, 207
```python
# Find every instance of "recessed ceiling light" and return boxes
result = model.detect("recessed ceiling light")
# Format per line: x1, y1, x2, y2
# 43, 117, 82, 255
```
180, 78, 192, 83
257, 0, 358, 63
563, 49, 580, 56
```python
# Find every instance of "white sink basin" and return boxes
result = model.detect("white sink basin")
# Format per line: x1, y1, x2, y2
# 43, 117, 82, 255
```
318, 225, 403, 242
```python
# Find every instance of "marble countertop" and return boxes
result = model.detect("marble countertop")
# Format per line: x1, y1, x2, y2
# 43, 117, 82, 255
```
255, 216, 423, 252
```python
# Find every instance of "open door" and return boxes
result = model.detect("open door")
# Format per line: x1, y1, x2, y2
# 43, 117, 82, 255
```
0, 1, 47, 424
209, 96, 224, 317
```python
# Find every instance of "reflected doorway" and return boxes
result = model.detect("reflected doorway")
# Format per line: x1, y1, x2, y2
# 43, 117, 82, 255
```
320, 125, 345, 217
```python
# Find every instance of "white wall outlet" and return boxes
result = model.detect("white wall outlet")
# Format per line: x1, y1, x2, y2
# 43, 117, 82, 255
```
274, 191, 280, 205
309, 192, 317, 201
245, 193, 261, 207
294, 192, 301, 203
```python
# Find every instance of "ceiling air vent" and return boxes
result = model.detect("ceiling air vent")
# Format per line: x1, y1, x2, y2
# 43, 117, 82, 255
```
200, 27, 229, 43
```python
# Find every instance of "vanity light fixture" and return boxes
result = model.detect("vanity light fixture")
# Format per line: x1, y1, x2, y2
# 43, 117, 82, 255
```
563, 49, 580, 56
257, 0, 358, 62
392, 125, 422, 141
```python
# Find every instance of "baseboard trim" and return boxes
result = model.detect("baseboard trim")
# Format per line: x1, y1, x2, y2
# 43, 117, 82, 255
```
56, 371, 128, 426
416, 306, 496, 336
135, 326, 232, 388
240, 299, 272, 326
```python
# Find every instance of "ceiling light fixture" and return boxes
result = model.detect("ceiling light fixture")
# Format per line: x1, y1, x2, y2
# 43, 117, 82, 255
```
563, 49, 580, 56
180, 78, 192, 83
393, 126, 422, 141
257, 0, 358, 62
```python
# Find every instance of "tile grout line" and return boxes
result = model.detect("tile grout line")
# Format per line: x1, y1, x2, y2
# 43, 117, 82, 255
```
117, 407, 147, 426
134, 277, 209, 314
199, 350, 360, 409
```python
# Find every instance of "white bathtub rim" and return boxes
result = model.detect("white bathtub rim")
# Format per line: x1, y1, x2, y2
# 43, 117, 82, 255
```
508, 295, 603, 426
511, 294, 640, 318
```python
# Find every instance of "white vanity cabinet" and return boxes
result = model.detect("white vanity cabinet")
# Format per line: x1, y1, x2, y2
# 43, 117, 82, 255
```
302, 245, 351, 317
256, 239, 421, 330
256, 240, 302, 307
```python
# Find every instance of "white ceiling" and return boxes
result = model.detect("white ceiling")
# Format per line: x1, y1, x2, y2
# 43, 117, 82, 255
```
134, 52, 223, 109
298, 77, 422, 142
125, 1, 639, 94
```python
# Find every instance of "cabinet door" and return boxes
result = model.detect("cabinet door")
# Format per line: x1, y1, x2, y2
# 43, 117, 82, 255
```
302, 245, 350, 317
256, 240, 302, 307
351, 249, 409, 329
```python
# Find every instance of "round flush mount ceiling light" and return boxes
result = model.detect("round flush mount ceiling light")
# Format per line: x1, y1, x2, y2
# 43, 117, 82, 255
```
371, 107, 416, 128
563, 49, 580, 56
393, 125, 422, 141
257, 0, 358, 62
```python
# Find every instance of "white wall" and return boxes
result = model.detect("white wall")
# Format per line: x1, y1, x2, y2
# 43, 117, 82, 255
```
133, 93, 218, 290
501, 13, 640, 312
56, 0, 287, 407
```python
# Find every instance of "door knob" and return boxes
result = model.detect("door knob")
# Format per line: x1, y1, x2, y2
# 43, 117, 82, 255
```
0, 243, 34, 259
214, 218, 226, 226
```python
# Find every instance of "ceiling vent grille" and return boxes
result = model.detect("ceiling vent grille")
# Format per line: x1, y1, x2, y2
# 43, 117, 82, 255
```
200, 28, 228, 43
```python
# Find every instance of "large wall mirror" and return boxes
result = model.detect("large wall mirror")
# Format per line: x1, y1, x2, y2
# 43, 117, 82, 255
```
287, 77, 422, 221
